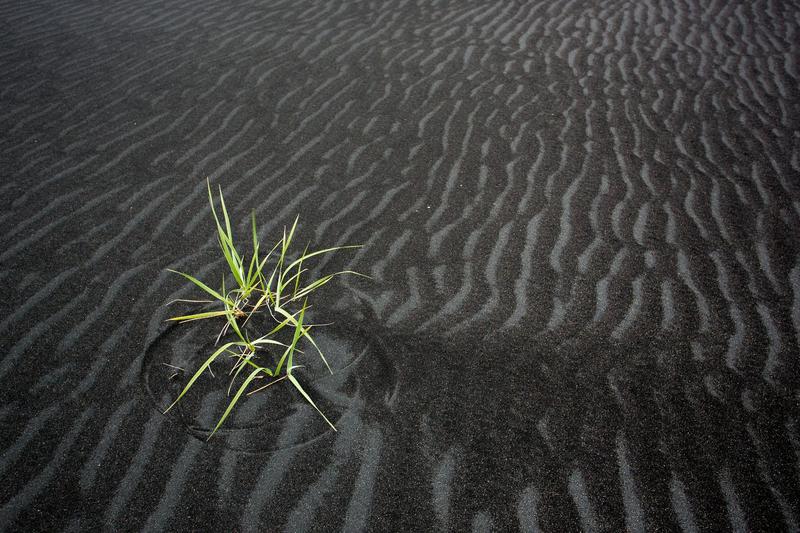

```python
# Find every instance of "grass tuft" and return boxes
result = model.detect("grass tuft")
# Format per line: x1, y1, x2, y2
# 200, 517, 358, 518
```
164, 179, 366, 438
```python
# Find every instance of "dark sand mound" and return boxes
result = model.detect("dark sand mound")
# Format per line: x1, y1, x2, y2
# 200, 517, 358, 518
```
1, 0, 799, 530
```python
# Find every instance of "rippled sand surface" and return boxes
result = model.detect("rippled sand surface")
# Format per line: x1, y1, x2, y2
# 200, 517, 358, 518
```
1, 0, 799, 530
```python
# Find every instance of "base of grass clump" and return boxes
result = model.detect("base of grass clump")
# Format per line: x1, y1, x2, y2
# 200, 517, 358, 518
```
157, 180, 369, 439
142, 309, 380, 449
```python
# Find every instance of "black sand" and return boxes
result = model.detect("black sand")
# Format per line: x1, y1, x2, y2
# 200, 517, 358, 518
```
1, 0, 799, 531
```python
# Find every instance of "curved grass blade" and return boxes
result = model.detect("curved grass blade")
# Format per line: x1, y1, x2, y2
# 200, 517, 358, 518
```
288, 374, 336, 431
168, 269, 228, 303
288, 270, 368, 303
210, 366, 269, 438
283, 245, 361, 275
274, 304, 332, 374
227, 338, 285, 394
247, 374, 288, 396
167, 310, 230, 323
164, 342, 236, 414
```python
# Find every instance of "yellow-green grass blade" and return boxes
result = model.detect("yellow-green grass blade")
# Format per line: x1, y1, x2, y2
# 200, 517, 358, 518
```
283, 245, 362, 275
164, 342, 236, 413
165, 298, 214, 305
267, 262, 280, 303
210, 366, 269, 438
224, 309, 247, 344
167, 310, 230, 322
288, 374, 336, 431
254, 239, 282, 295
293, 243, 310, 297
297, 325, 330, 374
273, 304, 332, 374
206, 179, 223, 236
284, 215, 299, 254
259, 238, 282, 274
206, 180, 245, 288
273, 303, 306, 376
286, 302, 307, 373
246, 212, 261, 288
290, 270, 368, 303
227, 337, 286, 393
218, 235, 245, 289
278, 267, 308, 297
227, 349, 255, 395
246, 289, 274, 324
168, 269, 228, 304
251, 337, 290, 349
217, 184, 234, 246
281, 218, 296, 260
260, 307, 301, 339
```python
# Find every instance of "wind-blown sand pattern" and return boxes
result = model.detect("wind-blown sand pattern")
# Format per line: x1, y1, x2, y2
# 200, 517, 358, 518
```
1, 0, 799, 530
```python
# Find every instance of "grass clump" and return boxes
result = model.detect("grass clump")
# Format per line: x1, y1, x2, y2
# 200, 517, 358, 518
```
164, 180, 364, 438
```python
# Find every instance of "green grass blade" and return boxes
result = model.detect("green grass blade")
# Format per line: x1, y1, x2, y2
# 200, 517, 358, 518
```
283, 245, 361, 275
292, 243, 309, 298
246, 212, 261, 288
217, 184, 234, 246
164, 342, 235, 413
206, 179, 223, 236
285, 215, 299, 252
218, 235, 245, 289
206, 180, 245, 288
210, 366, 267, 438
227, 346, 271, 395
227, 349, 251, 395
262, 307, 300, 338
273, 303, 306, 376
290, 270, 367, 302
251, 337, 290, 348
278, 267, 307, 296
288, 374, 336, 431
168, 269, 228, 303
297, 325, 330, 374
224, 303, 247, 344
273, 304, 332, 374
286, 302, 306, 373
166, 310, 230, 322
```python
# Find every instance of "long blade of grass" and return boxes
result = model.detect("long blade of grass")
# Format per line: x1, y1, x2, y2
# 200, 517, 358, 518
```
227, 349, 254, 395
217, 184, 234, 245
206, 179, 223, 236
210, 366, 268, 438
164, 342, 235, 413
286, 302, 306, 373
289, 271, 368, 303
284, 215, 299, 253
273, 303, 306, 376
207, 180, 245, 288
273, 304, 332, 374
283, 245, 361, 275
246, 211, 261, 288
227, 335, 288, 392
168, 269, 228, 303
251, 337, 290, 348
246, 374, 287, 396
278, 267, 308, 297
167, 310, 231, 322
257, 238, 282, 276
288, 374, 336, 431
224, 301, 247, 345
218, 235, 245, 289
293, 243, 309, 297
165, 298, 214, 305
